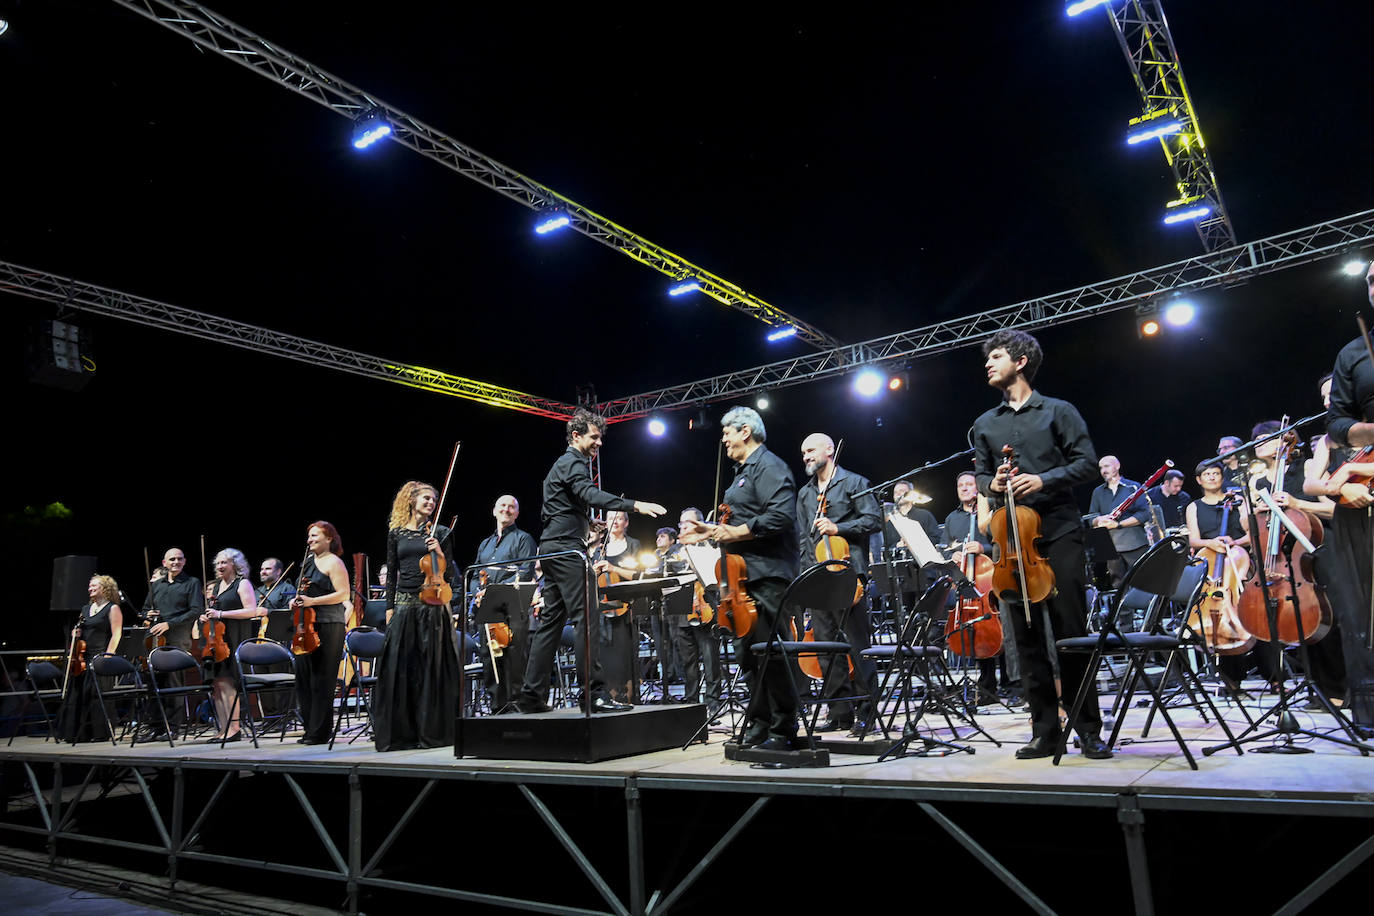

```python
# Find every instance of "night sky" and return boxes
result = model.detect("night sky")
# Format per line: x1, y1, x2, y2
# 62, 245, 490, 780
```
2, 2, 1370, 651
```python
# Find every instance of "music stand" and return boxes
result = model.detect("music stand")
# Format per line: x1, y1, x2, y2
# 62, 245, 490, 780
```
475, 582, 535, 708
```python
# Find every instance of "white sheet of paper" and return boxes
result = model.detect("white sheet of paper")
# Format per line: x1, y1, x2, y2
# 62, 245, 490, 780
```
681, 543, 721, 588
886, 511, 946, 567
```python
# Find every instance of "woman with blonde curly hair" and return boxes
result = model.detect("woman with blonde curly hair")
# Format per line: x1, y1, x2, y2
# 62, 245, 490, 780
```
372, 480, 460, 751
57, 574, 124, 742
199, 547, 260, 741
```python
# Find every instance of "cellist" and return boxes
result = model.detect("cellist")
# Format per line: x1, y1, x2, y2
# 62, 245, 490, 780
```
971, 330, 1110, 760
794, 432, 881, 736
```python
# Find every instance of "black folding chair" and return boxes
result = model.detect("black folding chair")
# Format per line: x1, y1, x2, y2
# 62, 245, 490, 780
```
1053, 535, 1243, 768
330, 627, 385, 748
8, 661, 63, 745
147, 646, 219, 747
88, 654, 149, 747
229, 638, 298, 748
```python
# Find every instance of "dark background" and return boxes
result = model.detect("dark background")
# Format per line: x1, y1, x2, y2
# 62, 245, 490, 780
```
1, 2, 1370, 650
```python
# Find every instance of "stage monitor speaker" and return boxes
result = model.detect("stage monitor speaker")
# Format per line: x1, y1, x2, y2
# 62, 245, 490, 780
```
27, 319, 93, 391
51, 555, 98, 612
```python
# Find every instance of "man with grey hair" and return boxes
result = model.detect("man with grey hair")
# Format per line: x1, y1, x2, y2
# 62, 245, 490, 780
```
682, 405, 800, 750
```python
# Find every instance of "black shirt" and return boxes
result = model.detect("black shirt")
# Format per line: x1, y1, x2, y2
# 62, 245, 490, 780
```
1146, 485, 1191, 528
884, 506, 940, 551
256, 577, 297, 611
386, 525, 457, 609
1329, 334, 1374, 448
1088, 478, 1150, 552
973, 390, 1098, 543
1194, 497, 1244, 541
942, 506, 992, 553
143, 574, 205, 626
541, 446, 636, 542
473, 525, 538, 584
796, 465, 882, 575
722, 444, 800, 584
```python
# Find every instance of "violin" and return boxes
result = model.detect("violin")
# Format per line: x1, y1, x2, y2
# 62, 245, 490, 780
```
987, 445, 1056, 624
687, 581, 714, 627
813, 493, 865, 605
713, 503, 759, 638
419, 519, 454, 607
200, 590, 230, 663
945, 541, 1003, 659
1236, 428, 1332, 645
62, 626, 87, 699
1329, 444, 1374, 506
143, 608, 168, 651
1187, 492, 1255, 655
291, 556, 321, 656
594, 539, 630, 617
484, 621, 514, 684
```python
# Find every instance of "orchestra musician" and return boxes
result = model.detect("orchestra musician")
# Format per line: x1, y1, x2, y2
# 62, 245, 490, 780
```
675, 509, 723, 716
884, 480, 940, 596
373, 481, 461, 751
256, 557, 297, 644
512, 407, 666, 715
1147, 469, 1191, 530
293, 521, 351, 745
1321, 271, 1374, 736
56, 574, 123, 742
591, 509, 646, 702
972, 330, 1111, 760
143, 547, 204, 731
944, 471, 1021, 707
1217, 436, 1249, 492
646, 526, 685, 693
1088, 455, 1151, 582
200, 548, 260, 742
681, 406, 800, 750
795, 432, 881, 735
472, 494, 538, 708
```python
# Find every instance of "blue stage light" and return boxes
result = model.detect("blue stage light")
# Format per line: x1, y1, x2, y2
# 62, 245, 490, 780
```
1126, 120, 1182, 145
534, 211, 571, 235
1164, 301, 1196, 327
766, 326, 798, 342
647, 418, 667, 437
1163, 204, 1211, 225
351, 110, 392, 150
1066, 0, 1111, 16
668, 278, 701, 297
853, 368, 885, 398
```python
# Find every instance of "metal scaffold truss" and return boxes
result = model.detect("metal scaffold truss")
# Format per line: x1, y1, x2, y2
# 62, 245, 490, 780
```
1103, 0, 1237, 251
0, 259, 578, 420
106, 0, 842, 350
593, 209, 1374, 420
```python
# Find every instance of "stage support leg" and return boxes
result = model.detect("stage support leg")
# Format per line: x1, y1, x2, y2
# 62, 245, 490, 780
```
918, 801, 1055, 916
1117, 794, 1153, 916
626, 779, 645, 916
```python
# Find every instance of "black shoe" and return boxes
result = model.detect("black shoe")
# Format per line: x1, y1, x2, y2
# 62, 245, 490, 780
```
814, 718, 848, 733
512, 696, 553, 714
976, 690, 999, 707
1078, 732, 1113, 760
1014, 735, 1060, 759
739, 721, 768, 747
1003, 693, 1027, 708
848, 720, 870, 737
587, 696, 633, 714
757, 735, 794, 752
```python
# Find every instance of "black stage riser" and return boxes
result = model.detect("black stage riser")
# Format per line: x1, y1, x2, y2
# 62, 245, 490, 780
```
454, 704, 707, 762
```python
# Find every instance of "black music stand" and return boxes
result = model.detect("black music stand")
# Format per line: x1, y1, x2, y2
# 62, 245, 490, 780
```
475, 582, 535, 710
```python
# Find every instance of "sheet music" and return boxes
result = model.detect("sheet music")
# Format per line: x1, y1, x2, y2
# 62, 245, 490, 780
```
886, 511, 946, 567
681, 543, 721, 588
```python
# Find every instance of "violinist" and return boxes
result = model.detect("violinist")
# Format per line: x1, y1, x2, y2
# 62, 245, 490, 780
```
1217, 436, 1249, 493
256, 557, 297, 644
674, 509, 723, 716
472, 494, 538, 709
513, 408, 666, 715
944, 471, 1020, 708
645, 526, 685, 691
795, 432, 881, 735
56, 574, 123, 743
1088, 455, 1152, 581
972, 329, 1110, 760
142, 547, 204, 731
590, 510, 648, 701
294, 521, 351, 745
373, 481, 461, 751
200, 548, 259, 742
680, 406, 799, 750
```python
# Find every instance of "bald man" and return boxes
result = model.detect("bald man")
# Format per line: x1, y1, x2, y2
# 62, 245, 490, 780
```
795, 432, 882, 734
473, 494, 539, 707
1088, 455, 1150, 581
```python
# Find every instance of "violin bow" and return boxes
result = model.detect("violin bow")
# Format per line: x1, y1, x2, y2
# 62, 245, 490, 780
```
430, 442, 462, 536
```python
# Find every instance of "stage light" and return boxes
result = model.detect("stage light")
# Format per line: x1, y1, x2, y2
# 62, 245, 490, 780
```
853, 368, 885, 398
1343, 259, 1368, 277
756, 393, 770, 410
351, 109, 392, 150
1135, 304, 1162, 339
1126, 119, 1182, 146
689, 406, 711, 431
766, 326, 798, 342
887, 370, 909, 392
1163, 197, 1213, 225
1164, 301, 1196, 327
0, 20, 9, 37
668, 276, 701, 297
647, 417, 667, 437
1065, 0, 1111, 16
534, 209, 571, 235
1140, 318, 1161, 337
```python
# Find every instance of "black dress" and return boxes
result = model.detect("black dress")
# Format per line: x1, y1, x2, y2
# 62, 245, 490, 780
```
204, 577, 255, 678
372, 526, 460, 751
56, 601, 116, 742
295, 555, 349, 743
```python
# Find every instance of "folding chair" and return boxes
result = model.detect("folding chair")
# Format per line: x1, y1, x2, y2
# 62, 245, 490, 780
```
8, 661, 63, 745
330, 626, 385, 748
147, 646, 219, 747
88, 654, 149, 747
230, 638, 298, 748
1053, 534, 1243, 768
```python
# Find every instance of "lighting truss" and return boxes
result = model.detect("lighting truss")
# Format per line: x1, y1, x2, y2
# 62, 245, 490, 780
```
1101, 0, 1236, 251
593, 209, 1374, 420
106, 0, 842, 350
0, 259, 579, 420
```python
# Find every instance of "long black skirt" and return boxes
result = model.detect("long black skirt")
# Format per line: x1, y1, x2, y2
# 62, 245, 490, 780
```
371, 593, 460, 751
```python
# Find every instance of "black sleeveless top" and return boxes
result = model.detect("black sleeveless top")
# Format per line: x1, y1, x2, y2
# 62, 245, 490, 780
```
210, 576, 255, 649
302, 555, 347, 624
78, 601, 115, 659
1194, 498, 1244, 541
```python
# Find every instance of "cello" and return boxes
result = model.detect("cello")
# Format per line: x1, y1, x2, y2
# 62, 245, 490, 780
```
945, 540, 1004, 659
1186, 492, 1255, 655
1236, 428, 1332, 646
987, 445, 1056, 625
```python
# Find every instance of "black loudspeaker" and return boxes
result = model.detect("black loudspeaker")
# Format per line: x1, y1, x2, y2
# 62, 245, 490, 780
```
27, 319, 93, 391
51, 555, 98, 612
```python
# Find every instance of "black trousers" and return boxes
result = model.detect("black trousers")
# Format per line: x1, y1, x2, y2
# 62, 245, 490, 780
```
736, 577, 798, 739
158, 624, 196, 729
520, 542, 603, 705
677, 623, 722, 706
1324, 505, 1374, 725
295, 621, 345, 742
809, 591, 877, 723
1003, 528, 1102, 739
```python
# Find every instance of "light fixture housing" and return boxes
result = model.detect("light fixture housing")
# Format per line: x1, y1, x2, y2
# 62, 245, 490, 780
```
351, 109, 392, 150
